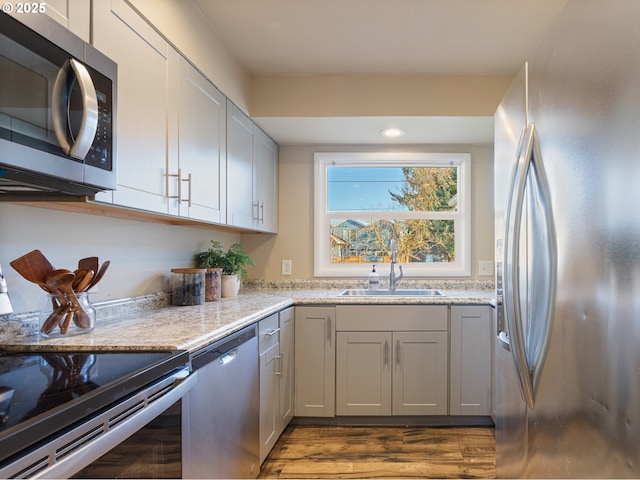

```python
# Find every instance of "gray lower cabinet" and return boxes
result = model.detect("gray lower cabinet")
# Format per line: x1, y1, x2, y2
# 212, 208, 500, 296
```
294, 306, 336, 417
294, 304, 493, 421
335, 305, 449, 416
449, 305, 492, 415
259, 307, 294, 464
277, 307, 295, 429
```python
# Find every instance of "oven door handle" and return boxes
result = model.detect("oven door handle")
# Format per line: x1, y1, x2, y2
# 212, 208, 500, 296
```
10, 368, 199, 480
52, 58, 99, 160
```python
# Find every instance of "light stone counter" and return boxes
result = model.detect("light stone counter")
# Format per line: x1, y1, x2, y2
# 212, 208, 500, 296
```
1, 292, 291, 353
0, 287, 494, 354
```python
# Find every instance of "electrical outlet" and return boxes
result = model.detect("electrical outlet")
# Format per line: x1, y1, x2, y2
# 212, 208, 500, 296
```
479, 260, 494, 276
281, 259, 292, 276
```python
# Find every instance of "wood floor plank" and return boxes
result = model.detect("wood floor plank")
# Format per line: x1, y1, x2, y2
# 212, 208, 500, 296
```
259, 424, 495, 479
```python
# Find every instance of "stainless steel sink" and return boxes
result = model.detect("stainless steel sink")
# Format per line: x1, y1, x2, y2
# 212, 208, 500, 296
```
339, 289, 445, 297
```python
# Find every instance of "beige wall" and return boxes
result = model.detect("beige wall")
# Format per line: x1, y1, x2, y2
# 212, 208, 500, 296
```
242, 144, 494, 281
251, 74, 513, 117
0, 203, 240, 313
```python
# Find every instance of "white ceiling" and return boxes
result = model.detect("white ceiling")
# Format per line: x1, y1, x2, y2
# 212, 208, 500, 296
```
192, 0, 567, 145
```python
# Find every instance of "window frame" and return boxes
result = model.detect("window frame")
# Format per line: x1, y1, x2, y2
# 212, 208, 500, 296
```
314, 152, 471, 277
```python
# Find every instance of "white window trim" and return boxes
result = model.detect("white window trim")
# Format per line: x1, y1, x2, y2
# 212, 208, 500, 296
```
314, 152, 471, 278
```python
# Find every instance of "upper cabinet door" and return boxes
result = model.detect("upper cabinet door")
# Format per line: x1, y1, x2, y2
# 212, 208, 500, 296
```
43, 0, 90, 41
226, 102, 256, 229
92, 0, 171, 214
175, 59, 227, 224
254, 129, 279, 233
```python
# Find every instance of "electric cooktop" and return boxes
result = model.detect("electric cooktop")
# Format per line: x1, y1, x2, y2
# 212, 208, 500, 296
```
0, 350, 189, 465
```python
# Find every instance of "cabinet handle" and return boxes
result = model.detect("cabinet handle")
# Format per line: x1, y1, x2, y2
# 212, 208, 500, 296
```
265, 328, 280, 337
166, 169, 192, 206
275, 354, 283, 375
396, 340, 401, 368
166, 169, 181, 201
384, 340, 389, 367
252, 201, 265, 224
182, 173, 192, 207
326, 315, 332, 345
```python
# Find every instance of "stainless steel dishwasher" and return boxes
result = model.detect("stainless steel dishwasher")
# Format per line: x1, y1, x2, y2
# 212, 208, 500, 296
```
183, 325, 259, 479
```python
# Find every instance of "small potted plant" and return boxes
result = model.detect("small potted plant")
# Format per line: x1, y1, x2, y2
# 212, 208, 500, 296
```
195, 241, 255, 298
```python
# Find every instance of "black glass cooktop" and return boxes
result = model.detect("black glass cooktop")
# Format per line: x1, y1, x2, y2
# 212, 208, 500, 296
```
0, 350, 188, 465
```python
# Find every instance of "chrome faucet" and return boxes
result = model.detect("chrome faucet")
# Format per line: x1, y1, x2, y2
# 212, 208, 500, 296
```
389, 239, 403, 290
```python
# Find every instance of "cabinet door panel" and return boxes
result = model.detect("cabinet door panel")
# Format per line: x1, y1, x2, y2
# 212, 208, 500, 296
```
45, 0, 90, 40
392, 331, 448, 415
259, 342, 279, 464
254, 130, 278, 232
336, 332, 392, 415
278, 308, 294, 430
294, 307, 335, 417
450, 306, 492, 415
227, 102, 255, 229
177, 61, 226, 223
93, 0, 170, 214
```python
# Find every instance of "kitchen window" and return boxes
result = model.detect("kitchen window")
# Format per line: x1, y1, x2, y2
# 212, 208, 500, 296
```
314, 152, 471, 277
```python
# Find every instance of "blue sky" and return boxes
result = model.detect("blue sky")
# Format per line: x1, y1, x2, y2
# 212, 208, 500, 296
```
327, 167, 407, 211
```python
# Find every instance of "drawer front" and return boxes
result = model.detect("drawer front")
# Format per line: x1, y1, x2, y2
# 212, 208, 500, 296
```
336, 305, 448, 331
259, 312, 280, 354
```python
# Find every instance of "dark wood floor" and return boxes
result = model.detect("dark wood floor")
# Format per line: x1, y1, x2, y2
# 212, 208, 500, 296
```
259, 424, 496, 479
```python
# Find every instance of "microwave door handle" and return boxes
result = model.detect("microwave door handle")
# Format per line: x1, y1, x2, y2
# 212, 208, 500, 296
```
67, 59, 98, 159
52, 61, 72, 154
52, 59, 99, 160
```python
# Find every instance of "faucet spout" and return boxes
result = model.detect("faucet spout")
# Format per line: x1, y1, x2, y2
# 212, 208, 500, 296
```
390, 264, 403, 291
389, 239, 403, 290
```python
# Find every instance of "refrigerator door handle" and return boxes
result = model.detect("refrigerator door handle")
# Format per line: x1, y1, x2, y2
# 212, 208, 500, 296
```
503, 123, 556, 410
498, 330, 511, 351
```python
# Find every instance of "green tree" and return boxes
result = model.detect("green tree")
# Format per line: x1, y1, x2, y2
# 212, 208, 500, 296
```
392, 167, 457, 262
369, 167, 457, 263
390, 167, 457, 211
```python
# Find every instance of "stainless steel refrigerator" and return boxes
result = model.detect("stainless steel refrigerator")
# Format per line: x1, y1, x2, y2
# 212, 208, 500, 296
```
494, 1, 640, 477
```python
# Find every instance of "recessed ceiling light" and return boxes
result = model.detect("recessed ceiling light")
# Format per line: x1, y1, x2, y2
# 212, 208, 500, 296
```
380, 127, 405, 138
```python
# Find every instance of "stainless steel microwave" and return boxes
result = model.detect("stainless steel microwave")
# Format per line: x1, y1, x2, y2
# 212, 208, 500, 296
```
0, 12, 117, 197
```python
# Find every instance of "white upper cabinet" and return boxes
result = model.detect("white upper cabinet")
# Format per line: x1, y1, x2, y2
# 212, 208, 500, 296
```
226, 102, 256, 229
227, 101, 279, 233
92, 0, 172, 214
254, 129, 278, 233
92, 0, 277, 230
42, 0, 90, 41
170, 58, 227, 223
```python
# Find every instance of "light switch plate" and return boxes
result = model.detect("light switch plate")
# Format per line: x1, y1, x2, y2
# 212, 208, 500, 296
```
479, 260, 494, 276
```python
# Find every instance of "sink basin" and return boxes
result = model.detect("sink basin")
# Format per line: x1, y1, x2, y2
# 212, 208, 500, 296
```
339, 289, 445, 297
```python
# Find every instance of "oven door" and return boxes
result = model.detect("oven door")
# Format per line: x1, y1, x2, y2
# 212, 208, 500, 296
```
0, 367, 197, 479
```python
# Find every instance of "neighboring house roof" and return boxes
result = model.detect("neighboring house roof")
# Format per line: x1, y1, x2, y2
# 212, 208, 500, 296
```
330, 233, 348, 247
332, 219, 366, 230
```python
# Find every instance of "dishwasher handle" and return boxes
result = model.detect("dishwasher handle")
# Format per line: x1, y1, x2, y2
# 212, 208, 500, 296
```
220, 348, 238, 365
191, 325, 257, 370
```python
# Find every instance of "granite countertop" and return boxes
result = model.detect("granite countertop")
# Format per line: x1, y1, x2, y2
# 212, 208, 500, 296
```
0, 286, 495, 354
